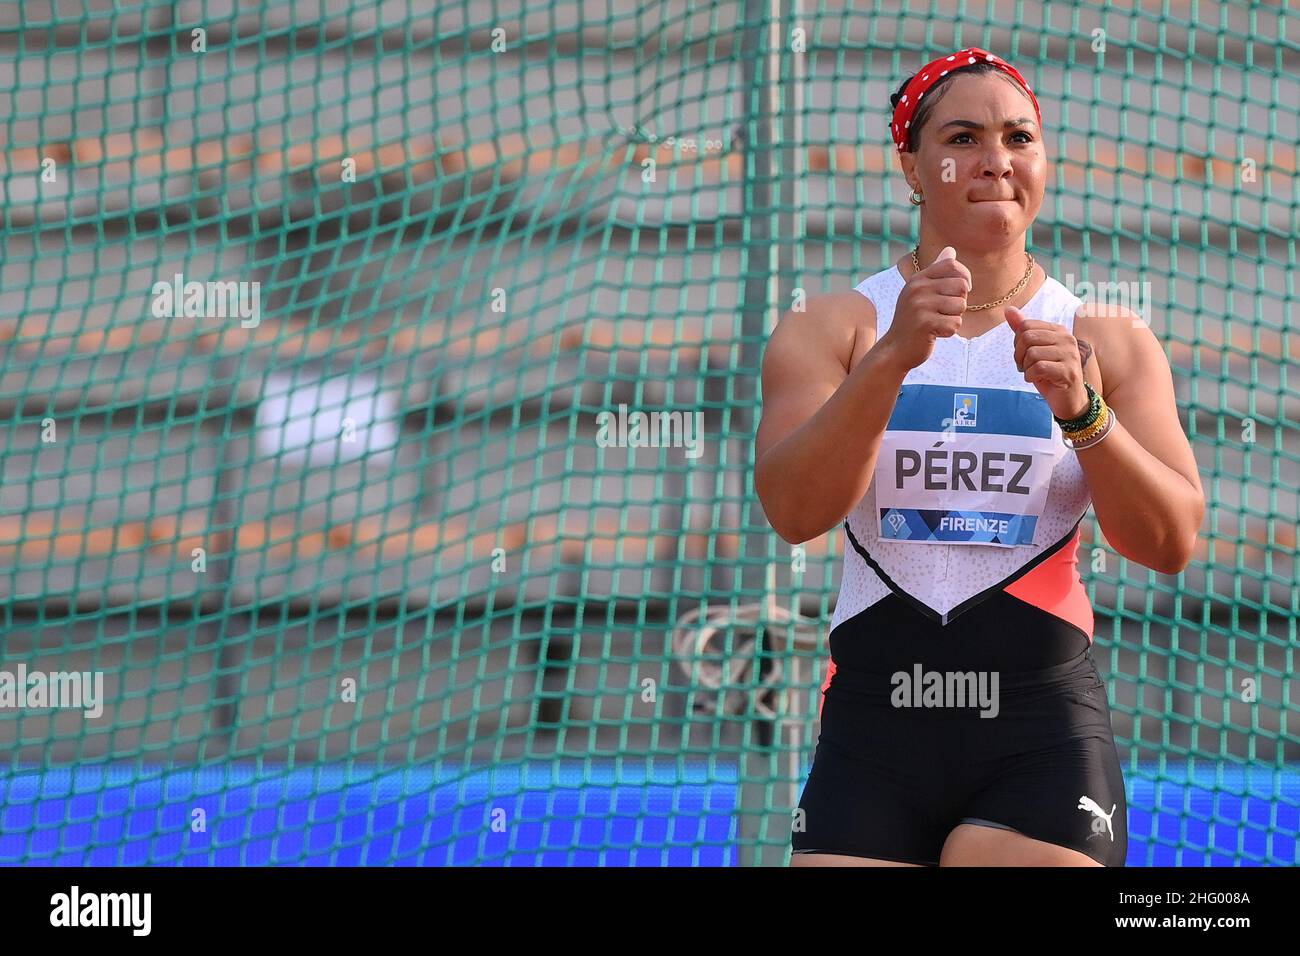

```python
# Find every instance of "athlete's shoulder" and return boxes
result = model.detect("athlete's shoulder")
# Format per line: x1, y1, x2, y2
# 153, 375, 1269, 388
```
822, 287, 881, 372
1070, 300, 1156, 400
818, 287, 878, 324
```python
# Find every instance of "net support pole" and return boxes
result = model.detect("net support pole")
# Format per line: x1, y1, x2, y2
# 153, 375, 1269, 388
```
736, 0, 805, 867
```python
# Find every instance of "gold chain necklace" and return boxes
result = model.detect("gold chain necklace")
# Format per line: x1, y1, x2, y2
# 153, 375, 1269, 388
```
910, 248, 1035, 311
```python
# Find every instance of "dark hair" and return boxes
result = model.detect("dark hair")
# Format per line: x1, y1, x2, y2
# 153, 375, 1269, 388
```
888, 62, 1025, 151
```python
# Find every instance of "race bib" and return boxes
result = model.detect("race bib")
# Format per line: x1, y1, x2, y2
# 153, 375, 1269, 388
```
874, 384, 1058, 547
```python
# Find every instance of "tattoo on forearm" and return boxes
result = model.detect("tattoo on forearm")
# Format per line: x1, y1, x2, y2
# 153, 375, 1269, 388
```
1076, 337, 1094, 369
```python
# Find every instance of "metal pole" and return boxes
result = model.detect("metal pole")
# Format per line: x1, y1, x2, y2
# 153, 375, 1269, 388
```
737, 0, 802, 867
775, 0, 809, 870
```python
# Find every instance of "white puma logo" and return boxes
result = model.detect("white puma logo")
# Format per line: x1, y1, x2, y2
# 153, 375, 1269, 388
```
1078, 795, 1115, 841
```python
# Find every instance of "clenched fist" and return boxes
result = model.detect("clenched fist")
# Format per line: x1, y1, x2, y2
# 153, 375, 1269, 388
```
1006, 306, 1092, 420
875, 246, 971, 373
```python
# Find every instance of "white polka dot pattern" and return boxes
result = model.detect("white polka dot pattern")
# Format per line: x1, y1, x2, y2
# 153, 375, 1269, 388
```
831, 264, 1092, 627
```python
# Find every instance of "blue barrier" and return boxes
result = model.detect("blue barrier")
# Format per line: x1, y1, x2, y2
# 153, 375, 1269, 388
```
1, 763, 1295, 865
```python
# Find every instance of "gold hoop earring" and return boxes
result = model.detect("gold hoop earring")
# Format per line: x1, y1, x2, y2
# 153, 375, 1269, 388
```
909, 190, 924, 205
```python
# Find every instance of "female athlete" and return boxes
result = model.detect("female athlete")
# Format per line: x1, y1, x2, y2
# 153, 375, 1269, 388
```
755, 48, 1205, 866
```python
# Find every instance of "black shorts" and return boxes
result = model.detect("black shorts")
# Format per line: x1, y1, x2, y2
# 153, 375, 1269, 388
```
791, 591, 1128, 866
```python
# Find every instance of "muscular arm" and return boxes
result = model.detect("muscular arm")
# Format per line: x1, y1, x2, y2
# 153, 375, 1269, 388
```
754, 294, 909, 543
1073, 307, 1206, 574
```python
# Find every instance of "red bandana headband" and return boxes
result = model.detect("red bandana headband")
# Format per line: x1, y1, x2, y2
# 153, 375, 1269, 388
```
891, 47, 1041, 152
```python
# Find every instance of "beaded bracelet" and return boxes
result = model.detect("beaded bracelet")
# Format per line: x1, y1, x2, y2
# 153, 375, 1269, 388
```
1063, 399, 1109, 442
1054, 381, 1102, 432
1067, 405, 1118, 450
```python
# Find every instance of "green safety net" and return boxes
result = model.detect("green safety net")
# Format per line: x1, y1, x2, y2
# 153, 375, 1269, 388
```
0, 2, 1296, 866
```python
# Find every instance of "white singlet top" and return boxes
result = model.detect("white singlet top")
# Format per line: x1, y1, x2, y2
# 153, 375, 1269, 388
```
831, 263, 1093, 627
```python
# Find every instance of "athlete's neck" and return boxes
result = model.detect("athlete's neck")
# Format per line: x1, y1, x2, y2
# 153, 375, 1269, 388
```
906, 242, 1035, 310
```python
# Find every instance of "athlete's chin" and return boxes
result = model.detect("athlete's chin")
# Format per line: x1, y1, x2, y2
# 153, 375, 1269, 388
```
966, 202, 1023, 233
